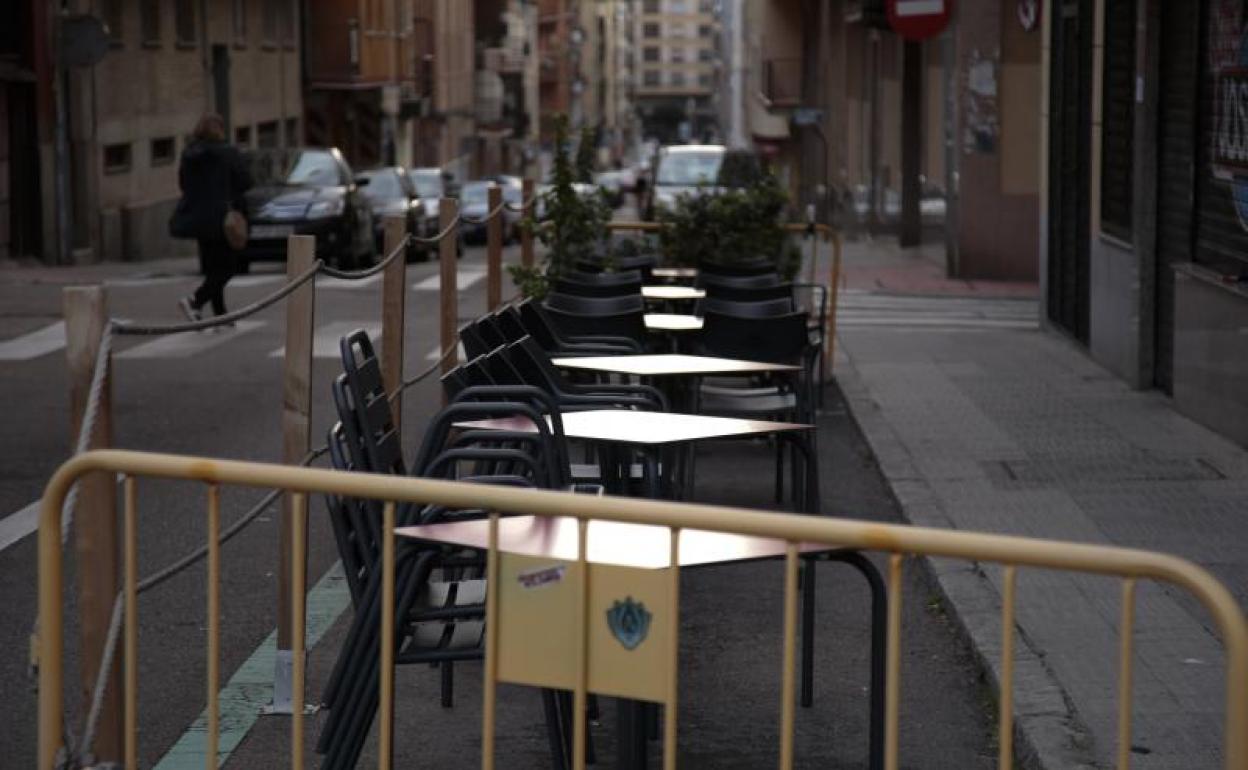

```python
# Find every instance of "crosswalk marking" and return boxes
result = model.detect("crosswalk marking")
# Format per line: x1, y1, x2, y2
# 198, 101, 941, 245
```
317, 273, 384, 290
269, 320, 381, 359
835, 293, 1038, 331
0, 322, 65, 361
118, 320, 265, 359
412, 269, 485, 291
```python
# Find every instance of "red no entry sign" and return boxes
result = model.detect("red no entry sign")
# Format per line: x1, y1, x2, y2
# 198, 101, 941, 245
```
887, 0, 954, 41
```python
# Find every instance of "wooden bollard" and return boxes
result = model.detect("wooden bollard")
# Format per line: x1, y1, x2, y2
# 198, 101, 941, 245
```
380, 215, 408, 426
521, 178, 535, 269
63, 284, 122, 762
487, 183, 502, 311
439, 197, 459, 377
275, 234, 316, 711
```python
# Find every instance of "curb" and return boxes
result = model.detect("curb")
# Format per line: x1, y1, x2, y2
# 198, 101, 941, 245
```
830, 347, 1103, 770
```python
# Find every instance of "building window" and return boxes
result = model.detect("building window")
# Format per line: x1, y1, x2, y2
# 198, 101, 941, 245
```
175, 0, 196, 46
1100, 0, 1135, 242
104, 143, 132, 174
643, 23, 660, 38
698, 73, 713, 88
698, 47, 713, 62
233, 0, 247, 45
261, 0, 279, 45
150, 137, 176, 166
670, 71, 685, 86
235, 125, 252, 147
671, 47, 685, 63
257, 121, 279, 148
643, 46, 659, 62
285, 118, 299, 147
643, 70, 659, 86
140, 0, 160, 46
698, 25, 713, 38
101, 0, 123, 46
643, 0, 660, 12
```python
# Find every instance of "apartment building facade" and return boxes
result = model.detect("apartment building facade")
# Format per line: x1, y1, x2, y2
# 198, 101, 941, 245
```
634, 0, 720, 143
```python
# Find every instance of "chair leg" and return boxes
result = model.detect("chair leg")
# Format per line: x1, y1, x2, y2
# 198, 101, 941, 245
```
774, 437, 784, 503
441, 660, 454, 707
801, 557, 816, 708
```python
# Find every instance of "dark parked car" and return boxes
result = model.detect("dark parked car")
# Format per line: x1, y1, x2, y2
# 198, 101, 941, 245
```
407, 166, 463, 256
358, 167, 429, 261
240, 147, 374, 269
459, 180, 522, 244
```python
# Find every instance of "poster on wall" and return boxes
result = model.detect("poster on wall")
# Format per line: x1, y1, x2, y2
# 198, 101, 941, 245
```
1209, 0, 1248, 230
964, 49, 999, 155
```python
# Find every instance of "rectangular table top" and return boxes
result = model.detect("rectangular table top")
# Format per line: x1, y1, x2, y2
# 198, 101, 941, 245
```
454, 408, 811, 445
553, 352, 799, 376
644, 313, 704, 332
641, 286, 706, 301
650, 267, 699, 280
397, 515, 827, 569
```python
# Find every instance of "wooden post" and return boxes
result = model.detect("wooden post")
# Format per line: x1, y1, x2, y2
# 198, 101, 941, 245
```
439, 197, 459, 377
63, 285, 122, 762
275, 234, 316, 711
380, 215, 408, 426
520, 178, 535, 269
826, 230, 843, 373
486, 183, 503, 311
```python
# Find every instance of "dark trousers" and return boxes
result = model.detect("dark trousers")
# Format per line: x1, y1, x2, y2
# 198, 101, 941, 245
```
192, 239, 237, 316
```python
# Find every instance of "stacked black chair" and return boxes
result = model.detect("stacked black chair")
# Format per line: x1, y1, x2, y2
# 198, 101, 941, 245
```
505, 299, 642, 355
576, 252, 657, 280
553, 269, 643, 298
318, 331, 582, 770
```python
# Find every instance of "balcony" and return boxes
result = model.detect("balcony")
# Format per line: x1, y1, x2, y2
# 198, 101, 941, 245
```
761, 57, 801, 109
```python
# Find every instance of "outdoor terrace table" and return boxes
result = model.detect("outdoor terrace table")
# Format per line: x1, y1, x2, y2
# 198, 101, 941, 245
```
640, 285, 706, 301
394, 515, 825, 769
552, 352, 797, 377
644, 313, 703, 332
650, 266, 699, 282
453, 409, 816, 509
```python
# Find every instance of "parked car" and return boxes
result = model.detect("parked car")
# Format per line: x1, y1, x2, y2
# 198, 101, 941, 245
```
459, 180, 523, 244
641, 144, 727, 220
407, 166, 462, 256
241, 147, 374, 269
357, 167, 428, 261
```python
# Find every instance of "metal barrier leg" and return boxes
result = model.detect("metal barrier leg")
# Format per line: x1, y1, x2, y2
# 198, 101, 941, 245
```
801, 557, 816, 708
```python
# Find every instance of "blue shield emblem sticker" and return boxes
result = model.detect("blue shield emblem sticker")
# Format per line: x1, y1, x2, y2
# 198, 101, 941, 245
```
606, 597, 652, 651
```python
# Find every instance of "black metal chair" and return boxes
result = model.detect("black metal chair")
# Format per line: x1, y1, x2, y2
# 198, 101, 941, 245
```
699, 296, 795, 318
509, 300, 642, 354
542, 292, 647, 344
553, 272, 643, 298
702, 281, 795, 302
699, 259, 777, 277
698, 271, 784, 290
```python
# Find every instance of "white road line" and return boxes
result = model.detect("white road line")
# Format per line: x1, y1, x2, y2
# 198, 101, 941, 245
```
228, 274, 286, 289
0, 500, 40, 553
269, 320, 381, 359
0, 322, 65, 361
118, 320, 265, 359
412, 270, 485, 291
317, 273, 384, 290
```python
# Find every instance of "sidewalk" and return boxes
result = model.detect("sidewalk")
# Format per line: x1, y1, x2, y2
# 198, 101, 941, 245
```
830, 237, 1244, 769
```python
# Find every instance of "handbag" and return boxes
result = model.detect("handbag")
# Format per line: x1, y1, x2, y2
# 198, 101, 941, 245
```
223, 207, 248, 251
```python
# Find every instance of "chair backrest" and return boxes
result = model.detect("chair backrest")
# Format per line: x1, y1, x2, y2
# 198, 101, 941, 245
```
701, 296, 795, 318
703, 282, 794, 302
325, 422, 381, 607
541, 296, 646, 342
577, 253, 656, 279
460, 318, 496, 360
699, 271, 783, 290
699, 259, 777, 277
338, 330, 406, 476
513, 300, 561, 349
563, 269, 643, 286
553, 277, 642, 298
545, 291, 644, 315
697, 310, 811, 365
477, 312, 511, 349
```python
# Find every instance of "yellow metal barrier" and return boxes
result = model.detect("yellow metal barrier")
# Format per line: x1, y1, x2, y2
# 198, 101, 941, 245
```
37, 449, 1248, 770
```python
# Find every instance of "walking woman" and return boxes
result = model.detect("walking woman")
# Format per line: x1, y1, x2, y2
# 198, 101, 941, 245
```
171, 113, 253, 322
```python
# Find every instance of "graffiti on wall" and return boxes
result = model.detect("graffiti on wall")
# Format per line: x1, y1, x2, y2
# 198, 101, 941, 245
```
1210, 0, 1248, 229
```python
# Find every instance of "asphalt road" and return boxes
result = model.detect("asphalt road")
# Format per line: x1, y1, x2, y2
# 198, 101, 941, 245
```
0, 229, 996, 768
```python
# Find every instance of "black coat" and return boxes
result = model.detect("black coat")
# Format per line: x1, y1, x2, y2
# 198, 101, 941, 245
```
170, 140, 253, 241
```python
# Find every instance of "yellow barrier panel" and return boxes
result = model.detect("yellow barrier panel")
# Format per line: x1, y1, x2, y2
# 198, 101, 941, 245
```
35, 450, 1248, 770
